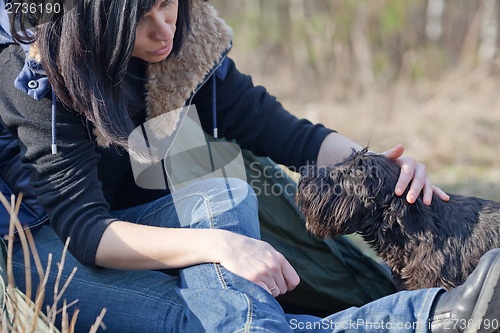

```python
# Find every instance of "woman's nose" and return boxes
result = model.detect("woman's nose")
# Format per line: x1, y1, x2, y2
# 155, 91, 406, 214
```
150, 17, 175, 41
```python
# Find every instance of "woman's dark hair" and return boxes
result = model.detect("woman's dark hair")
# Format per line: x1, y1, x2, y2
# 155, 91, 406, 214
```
10, 0, 191, 158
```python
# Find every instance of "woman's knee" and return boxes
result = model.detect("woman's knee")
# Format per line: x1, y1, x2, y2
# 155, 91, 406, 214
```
173, 178, 260, 238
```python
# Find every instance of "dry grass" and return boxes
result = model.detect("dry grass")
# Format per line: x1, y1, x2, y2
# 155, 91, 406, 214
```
0, 192, 106, 333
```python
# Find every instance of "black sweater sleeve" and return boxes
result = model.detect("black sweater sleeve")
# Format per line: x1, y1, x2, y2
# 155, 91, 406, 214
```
0, 45, 117, 267
0, 47, 332, 267
193, 58, 335, 171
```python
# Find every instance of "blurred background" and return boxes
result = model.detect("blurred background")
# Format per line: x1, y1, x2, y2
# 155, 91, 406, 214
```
211, 0, 500, 200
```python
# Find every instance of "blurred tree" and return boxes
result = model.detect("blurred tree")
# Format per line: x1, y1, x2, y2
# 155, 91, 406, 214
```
426, 0, 445, 41
211, 0, 500, 98
479, 0, 499, 63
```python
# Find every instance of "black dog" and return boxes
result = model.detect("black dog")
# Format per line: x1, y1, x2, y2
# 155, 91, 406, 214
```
296, 148, 500, 291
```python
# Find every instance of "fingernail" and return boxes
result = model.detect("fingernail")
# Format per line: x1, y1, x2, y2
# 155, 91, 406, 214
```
395, 188, 402, 195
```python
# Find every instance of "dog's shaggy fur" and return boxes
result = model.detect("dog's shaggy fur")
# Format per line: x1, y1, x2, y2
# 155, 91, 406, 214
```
296, 148, 500, 291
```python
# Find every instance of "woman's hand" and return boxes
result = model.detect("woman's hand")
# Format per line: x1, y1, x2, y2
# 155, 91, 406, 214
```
382, 144, 450, 205
215, 230, 300, 297
316, 133, 448, 206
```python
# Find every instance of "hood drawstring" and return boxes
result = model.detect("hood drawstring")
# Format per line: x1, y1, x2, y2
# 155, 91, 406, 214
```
212, 74, 218, 139
51, 90, 57, 155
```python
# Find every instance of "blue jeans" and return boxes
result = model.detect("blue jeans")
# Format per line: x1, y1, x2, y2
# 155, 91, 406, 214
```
12, 178, 442, 332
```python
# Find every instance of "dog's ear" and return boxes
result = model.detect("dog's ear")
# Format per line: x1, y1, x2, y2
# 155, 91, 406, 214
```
344, 151, 387, 213
361, 154, 397, 200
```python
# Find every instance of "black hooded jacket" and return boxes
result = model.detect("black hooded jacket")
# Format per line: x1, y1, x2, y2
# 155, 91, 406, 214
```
0, 1, 333, 266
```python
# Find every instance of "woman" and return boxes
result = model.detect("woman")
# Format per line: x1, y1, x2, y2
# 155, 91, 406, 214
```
1, 0, 499, 332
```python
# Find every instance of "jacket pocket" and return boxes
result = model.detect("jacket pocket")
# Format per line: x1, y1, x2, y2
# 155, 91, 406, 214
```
0, 177, 48, 239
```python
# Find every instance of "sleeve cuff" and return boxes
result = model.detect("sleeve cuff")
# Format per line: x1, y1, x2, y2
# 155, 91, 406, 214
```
79, 217, 119, 267
297, 126, 336, 169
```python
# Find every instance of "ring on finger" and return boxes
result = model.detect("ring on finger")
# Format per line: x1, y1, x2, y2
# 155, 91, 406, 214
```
269, 285, 278, 292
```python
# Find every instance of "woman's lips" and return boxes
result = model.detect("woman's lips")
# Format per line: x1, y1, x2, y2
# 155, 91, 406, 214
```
152, 40, 173, 56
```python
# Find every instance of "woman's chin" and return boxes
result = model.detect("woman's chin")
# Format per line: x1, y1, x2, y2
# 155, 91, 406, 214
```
132, 50, 171, 64
143, 53, 171, 63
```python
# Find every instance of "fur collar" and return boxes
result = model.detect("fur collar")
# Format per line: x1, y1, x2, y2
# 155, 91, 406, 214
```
144, 0, 233, 141
28, 1, 233, 148
98, 0, 233, 147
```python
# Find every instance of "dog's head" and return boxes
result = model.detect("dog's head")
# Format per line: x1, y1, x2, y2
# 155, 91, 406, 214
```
297, 148, 434, 239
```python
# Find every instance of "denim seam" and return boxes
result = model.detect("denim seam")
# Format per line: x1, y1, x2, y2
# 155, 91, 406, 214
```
214, 263, 228, 289
132, 190, 230, 295
199, 191, 230, 292
198, 189, 255, 333
140, 191, 208, 222
198, 190, 256, 332
416, 288, 433, 333
244, 293, 253, 333
199, 192, 216, 229
233, 327, 276, 333
140, 199, 175, 221
12, 263, 184, 310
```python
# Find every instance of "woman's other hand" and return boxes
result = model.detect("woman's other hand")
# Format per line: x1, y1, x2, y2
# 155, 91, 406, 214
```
382, 144, 450, 205
215, 230, 300, 297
